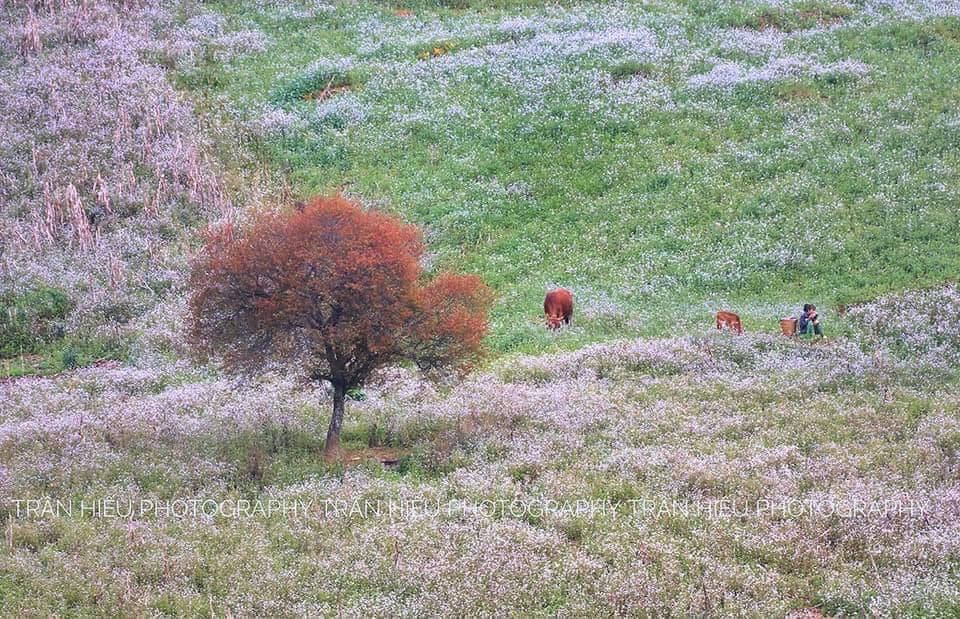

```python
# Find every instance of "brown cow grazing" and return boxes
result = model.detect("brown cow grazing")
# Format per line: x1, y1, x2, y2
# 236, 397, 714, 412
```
544, 288, 574, 330
715, 310, 743, 334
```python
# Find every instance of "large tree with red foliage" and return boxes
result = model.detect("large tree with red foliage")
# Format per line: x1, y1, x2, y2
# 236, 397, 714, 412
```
189, 196, 493, 457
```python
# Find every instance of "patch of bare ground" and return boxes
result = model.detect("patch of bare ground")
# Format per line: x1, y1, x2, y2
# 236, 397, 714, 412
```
776, 83, 823, 102
303, 83, 353, 102
325, 446, 404, 467
755, 6, 848, 32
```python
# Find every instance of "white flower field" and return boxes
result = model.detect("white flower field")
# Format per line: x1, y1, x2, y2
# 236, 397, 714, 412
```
2, 0, 960, 615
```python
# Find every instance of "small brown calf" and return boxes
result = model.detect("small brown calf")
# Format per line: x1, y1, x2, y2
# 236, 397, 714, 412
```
715, 310, 743, 334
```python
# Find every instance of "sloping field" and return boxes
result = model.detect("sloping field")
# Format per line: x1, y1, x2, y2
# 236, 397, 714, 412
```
1, 288, 959, 615
1, 0, 960, 616
199, 0, 960, 352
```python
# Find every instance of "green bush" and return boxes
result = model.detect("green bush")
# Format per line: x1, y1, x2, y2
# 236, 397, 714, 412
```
270, 64, 359, 106
1, 336, 128, 378
610, 60, 655, 81
0, 286, 73, 358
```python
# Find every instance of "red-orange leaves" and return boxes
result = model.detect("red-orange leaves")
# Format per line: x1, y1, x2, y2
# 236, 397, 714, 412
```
189, 195, 492, 387
409, 273, 494, 373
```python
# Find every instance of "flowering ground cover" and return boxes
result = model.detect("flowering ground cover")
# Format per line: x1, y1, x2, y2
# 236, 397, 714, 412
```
2, 0, 960, 615
0, 0, 260, 376
1, 287, 959, 615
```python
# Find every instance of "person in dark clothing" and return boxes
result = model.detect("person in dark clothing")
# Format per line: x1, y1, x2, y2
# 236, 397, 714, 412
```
798, 303, 823, 337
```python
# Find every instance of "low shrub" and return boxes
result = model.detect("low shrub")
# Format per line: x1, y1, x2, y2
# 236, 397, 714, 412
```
0, 286, 72, 358
271, 59, 360, 105
610, 60, 655, 81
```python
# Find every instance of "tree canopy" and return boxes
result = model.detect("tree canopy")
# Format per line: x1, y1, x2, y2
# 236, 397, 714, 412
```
189, 195, 493, 456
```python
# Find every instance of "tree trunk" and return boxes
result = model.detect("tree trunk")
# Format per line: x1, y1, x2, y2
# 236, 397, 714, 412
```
324, 382, 347, 459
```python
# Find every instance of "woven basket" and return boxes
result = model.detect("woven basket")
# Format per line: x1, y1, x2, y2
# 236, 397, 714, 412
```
780, 318, 797, 336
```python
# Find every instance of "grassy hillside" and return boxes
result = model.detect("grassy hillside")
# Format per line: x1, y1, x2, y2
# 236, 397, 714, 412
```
187, 0, 960, 353
3, 0, 960, 616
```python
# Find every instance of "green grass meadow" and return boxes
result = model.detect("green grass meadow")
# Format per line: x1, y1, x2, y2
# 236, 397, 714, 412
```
181, 0, 960, 354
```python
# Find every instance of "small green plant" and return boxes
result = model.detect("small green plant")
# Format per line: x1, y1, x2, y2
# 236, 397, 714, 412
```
271, 64, 360, 105
559, 518, 588, 543
610, 60, 655, 81
60, 344, 81, 370
0, 286, 72, 358
173, 43, 227, 91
